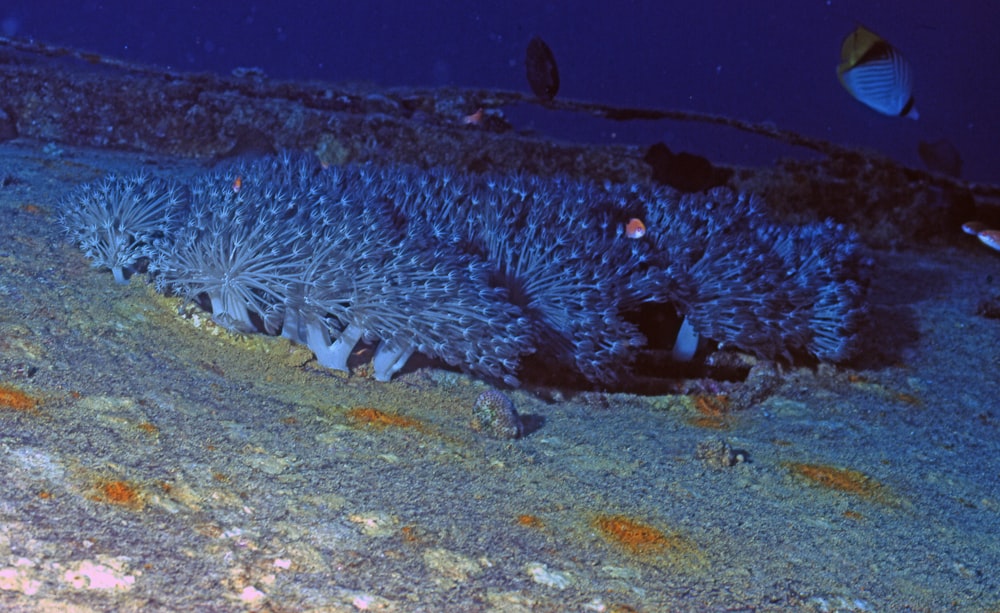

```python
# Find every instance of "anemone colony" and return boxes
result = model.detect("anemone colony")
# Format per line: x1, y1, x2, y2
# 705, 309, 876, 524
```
60, 153, 867, 386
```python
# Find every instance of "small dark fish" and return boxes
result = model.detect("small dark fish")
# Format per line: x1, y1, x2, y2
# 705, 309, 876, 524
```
643, 143, 732, 193
918, 139, 962, 177
525, 36, 559, 100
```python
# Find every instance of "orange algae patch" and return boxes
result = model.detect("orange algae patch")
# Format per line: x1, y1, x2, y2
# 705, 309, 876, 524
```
136, 421, 159, 435
400, 525, 422, 544
91, 479, 145, 510
593, 515, 697, 559
686, 394, 730, 429
785, 462, 888, 500
346, 407, 422, 430
895, 392, 922, 406
0, 384, 38, 411
688, 415, 729, 430
694, 394, 729, 415
517, 514, 545, 529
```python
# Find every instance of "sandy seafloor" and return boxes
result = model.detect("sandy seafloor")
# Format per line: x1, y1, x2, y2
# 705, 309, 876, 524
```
0, 140, 997, 612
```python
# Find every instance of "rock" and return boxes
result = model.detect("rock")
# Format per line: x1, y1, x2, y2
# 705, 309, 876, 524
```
471, 390, 523, 439
695, 437, 748, 468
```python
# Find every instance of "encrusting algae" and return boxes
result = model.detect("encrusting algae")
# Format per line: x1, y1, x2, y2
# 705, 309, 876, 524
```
0, 383, 38, 411
61, 152, 868, 388
90, 479, 145, 510
592, 514, 701, 565
784, 461, 892, 503
346, 407, 423, 431
686, 393, 732, 430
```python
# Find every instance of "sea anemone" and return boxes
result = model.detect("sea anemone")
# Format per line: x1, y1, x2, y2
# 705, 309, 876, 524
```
60, 172, 184, 284
641, 187, 867, 362
148, 161, 304, 332
64, 153, 868, 386
280, 165, 533, 385
388, 168, 649, 385
752, 219, 867, 360
145, 157, 533, 384
326, 247, 531, 385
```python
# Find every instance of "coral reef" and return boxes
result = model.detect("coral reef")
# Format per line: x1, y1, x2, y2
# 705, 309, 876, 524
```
61, 153, 868, 385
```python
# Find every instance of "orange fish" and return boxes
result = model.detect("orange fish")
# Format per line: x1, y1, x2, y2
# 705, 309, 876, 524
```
463, 107, 485, 125
232, 176, 243, 193
625, 218, 646, 239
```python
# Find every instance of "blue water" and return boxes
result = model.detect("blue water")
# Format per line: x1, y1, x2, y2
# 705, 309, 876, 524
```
4, 1, 998, 182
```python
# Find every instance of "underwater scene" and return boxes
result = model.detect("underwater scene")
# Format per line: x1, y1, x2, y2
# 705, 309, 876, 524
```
0, 2, 998, 611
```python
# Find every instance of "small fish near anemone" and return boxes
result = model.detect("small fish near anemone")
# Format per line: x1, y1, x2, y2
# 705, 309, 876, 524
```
625, 218, 646, 239
837, 25, 917, 119
61, 153, 868, 386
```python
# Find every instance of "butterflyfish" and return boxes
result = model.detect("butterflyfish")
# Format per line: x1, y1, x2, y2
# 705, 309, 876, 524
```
837, 25, 917, 119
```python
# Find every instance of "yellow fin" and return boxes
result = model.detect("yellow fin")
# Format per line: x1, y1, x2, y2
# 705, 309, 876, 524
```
838, 25, 884, 72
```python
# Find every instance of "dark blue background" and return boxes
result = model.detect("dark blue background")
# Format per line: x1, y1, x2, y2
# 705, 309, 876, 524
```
4, 1, 998, 183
